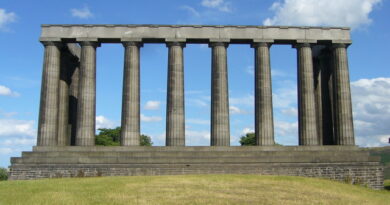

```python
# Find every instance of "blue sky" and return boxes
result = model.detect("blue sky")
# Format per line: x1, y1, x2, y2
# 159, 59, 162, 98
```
0, 0, 389, 167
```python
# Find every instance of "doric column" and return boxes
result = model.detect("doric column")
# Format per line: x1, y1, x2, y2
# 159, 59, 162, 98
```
121, 41, 142, 146
252, 42, 274, 145
332, 43, 355, 145
313, 46, 335, 145
166, 42, 185, 146
57, 48, 71, 146
210, 42, 230, 146
67, 43, 81, 146
313, 55, 323, 145
37, 41, 62, 146
296, 43, 319, 145
75, 41, 99, 146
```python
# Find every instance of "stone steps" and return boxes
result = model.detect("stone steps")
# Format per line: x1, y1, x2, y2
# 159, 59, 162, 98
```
20, 150, 370, 158
31, 145, 360, 152
12, 156, 376, 164
9, 147, 384, 190
12, 148, 375, 165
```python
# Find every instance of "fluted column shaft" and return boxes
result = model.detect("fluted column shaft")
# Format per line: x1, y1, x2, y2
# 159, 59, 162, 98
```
253, 43, 274, 145
297, 43, 319, 145
166, 42, 185, 146
69, 58, 80, 146
210, 42, 230, 146
37, 41, 62, 146
57, 50, 70, 146
313, 56, 323, 145
332, 44, 355, 145
75, 41, 99, 146
121, 42, 142, 146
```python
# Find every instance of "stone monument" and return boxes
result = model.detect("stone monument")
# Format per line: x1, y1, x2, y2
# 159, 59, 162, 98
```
9, 25, 384, 189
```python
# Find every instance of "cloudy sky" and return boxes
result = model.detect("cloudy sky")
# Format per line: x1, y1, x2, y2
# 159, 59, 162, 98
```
0, 0, 389, 167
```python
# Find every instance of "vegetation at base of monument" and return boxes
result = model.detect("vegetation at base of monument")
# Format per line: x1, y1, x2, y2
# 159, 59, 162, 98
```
0, 175, 389, 204
95, 127, 153, 146
239, 132, 282, 146
239, 132, 256, 146
0, 168, 8, 181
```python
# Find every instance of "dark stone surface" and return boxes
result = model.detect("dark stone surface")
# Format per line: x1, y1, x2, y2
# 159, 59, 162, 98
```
9, 146, 384, 189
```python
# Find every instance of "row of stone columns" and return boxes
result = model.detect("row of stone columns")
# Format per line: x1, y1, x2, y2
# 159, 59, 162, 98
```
37, 40, 355, 147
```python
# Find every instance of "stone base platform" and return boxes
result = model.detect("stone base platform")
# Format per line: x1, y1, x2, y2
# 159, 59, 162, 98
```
9, 146, 384, 189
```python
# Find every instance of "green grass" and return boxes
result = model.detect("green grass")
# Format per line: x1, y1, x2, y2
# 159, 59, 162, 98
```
0, 175, 389, 205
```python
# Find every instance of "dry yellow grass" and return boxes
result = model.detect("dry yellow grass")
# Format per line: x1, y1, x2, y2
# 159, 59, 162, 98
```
0, 175, 389, 205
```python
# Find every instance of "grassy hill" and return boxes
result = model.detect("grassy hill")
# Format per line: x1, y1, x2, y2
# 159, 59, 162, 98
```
0, 175, 389, 205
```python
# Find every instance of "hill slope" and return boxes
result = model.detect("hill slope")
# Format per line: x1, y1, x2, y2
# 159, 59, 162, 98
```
0, 175, 389, 205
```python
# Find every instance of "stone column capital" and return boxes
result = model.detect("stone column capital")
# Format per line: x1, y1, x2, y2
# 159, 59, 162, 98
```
251, 42, 272, 48
294, 43, 312, 49
332, 43, 349, 49
166, 42, 186, 48
78, 41, 101, 48
209, 42, 229, 48
122, 41, 143, 48
40, 41, 63, 48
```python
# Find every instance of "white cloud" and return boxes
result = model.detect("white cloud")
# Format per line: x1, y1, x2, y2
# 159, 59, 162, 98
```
351, 77, 390, 147
144, 100, 161, 110
0, 119, 35, 137
181, 5, 200, 17
273, 82, 297, 108
0, 8, 16, 30
230, 95, 254, 106
241, 127, 254, 135
71, 6, 93, 19
230, 106, 248, 114
274, 120, 298, 145
96, 115, 117, 129
141, 114, 162, 122
246, 66, 254, 75
187, 118, 210, 125
1, 138, 35, 146
201, 0, 231, 12
281, 107, 298, 117
0, 110, 17, 118
186, 129, 210, 145
356, 135, 389, 147
0, 85, 20, 97
263, 0, 382, 29
275, 121, 298, 137
0, 147, 12, 154
272, 69, 289, 78
188, 98, 209, 107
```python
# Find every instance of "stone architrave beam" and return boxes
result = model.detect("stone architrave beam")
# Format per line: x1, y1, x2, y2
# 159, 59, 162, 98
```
40, 25, 351, 44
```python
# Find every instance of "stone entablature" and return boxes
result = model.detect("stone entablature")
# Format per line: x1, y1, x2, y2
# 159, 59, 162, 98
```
40, 24, 351, 44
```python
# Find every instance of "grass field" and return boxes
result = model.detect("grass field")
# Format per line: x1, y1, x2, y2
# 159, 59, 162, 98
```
0, 175, 389, 205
